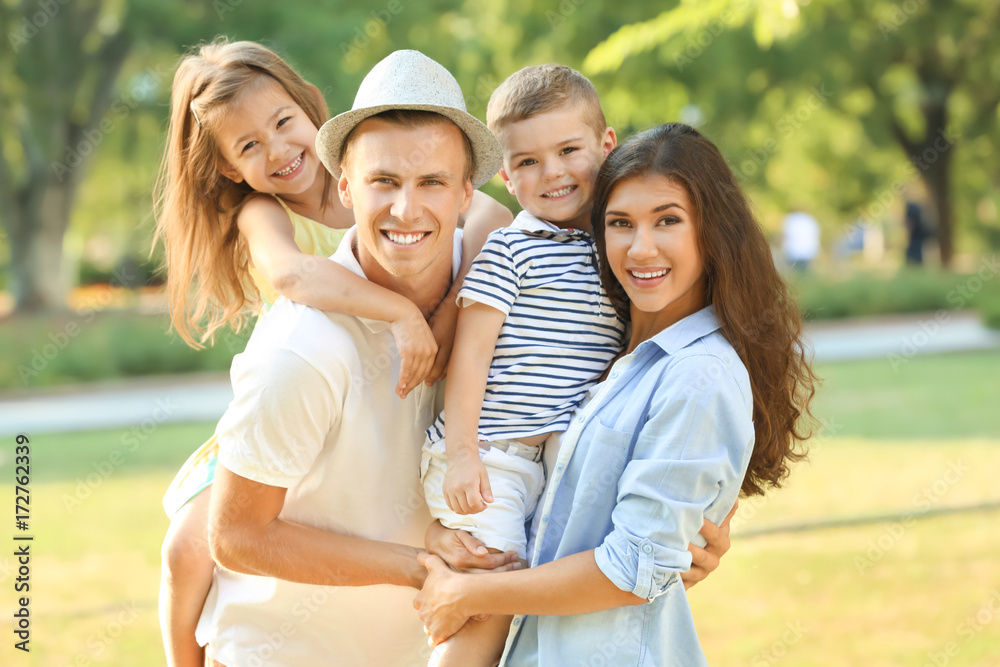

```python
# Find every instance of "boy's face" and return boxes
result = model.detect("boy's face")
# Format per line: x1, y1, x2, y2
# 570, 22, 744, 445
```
498, 103, 616, 232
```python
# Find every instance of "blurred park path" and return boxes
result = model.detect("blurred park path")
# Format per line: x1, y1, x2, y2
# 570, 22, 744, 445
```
2, 312, 998, 437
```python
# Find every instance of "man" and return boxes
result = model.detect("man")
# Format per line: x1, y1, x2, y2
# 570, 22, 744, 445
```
196, 50, 508, 667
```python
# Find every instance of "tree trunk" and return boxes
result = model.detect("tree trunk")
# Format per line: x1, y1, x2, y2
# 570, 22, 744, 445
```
8, 179, 77, 312
921, 148, 953, 268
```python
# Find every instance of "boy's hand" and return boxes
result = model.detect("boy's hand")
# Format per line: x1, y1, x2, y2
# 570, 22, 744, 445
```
443, 456, 493, 515
426, 296, 459, 385
388, 307, 438, 399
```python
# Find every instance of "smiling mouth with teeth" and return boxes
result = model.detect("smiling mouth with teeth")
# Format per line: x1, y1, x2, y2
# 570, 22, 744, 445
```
384, 231, 429, 246
274, 153, 303, 177
542, 185, 577, 198
630, 269, 669, 279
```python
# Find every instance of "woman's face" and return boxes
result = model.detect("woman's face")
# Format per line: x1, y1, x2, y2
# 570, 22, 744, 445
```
603, 173, 707, 327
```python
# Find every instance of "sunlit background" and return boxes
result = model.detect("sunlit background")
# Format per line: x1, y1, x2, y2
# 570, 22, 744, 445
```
1, 1, 998, 665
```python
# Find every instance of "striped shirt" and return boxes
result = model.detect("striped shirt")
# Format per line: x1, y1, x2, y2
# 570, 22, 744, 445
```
426, 211, 625, 443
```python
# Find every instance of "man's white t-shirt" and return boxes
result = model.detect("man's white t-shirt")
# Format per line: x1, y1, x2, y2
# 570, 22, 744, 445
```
196, 227, 462, 667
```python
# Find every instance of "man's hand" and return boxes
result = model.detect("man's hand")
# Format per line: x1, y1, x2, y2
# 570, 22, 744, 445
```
424, 520, 518, 572
682, 499, 737, 590
443, 456, 493, 514
413, 553, 471, 645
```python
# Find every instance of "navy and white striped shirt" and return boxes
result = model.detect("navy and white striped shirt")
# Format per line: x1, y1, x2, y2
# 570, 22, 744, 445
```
426, 211, 626, 443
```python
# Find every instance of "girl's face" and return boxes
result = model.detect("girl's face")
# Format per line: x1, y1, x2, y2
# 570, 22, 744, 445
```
603, 173, 707, 327
215, 78, 322, 196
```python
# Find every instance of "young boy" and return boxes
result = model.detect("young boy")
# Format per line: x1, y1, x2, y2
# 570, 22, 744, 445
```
419, 64, 622, 666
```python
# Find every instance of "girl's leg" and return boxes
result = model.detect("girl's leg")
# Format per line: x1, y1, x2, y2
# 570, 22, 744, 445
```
159, 487, 214, 667
429, 614, 513, 667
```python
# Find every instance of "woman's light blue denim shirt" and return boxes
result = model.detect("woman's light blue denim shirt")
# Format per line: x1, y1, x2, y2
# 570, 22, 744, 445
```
500, 306, 755, 667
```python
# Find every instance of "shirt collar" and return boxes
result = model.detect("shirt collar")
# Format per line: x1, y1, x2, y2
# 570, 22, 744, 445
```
640, 305, 721, 356
511, 210, 591, 242
330, 226, 464, 333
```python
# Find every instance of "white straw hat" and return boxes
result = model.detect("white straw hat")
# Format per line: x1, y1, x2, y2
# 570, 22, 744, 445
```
316, 50, 502, 189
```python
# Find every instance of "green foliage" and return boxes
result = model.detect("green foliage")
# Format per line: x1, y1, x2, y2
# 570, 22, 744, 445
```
1, 311, 247, 390
790, 267, 1000, 326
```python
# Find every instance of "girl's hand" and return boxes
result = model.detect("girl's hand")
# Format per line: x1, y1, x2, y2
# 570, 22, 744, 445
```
388, 306, 438, 399
683, 499, 737, 589
424, 520, 519, 572
443, 456, 493, 515
426, 296, 459, 385
413, 553, 471, 645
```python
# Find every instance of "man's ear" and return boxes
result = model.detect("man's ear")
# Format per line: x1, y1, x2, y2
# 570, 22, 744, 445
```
601, 127, 617, 159
459, 178, 474, 214
338, 173, 353, 209
218, 160, 244, 184
499, 167, 517, 197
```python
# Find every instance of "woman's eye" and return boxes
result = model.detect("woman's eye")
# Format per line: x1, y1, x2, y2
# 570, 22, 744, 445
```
607, 218, 630, 228
241, 141, 257, 154
658, 216, 681, 226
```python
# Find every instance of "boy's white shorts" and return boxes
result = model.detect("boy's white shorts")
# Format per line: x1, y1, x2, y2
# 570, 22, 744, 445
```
420, 437, 546, 560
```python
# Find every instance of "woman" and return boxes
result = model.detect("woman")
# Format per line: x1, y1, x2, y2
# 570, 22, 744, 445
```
415, 123, 817, 666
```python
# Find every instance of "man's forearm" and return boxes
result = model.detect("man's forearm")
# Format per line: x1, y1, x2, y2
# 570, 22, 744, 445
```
209, 466, 426, 589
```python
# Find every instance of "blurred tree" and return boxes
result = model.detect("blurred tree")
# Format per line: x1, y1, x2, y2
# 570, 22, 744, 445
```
584, 0, 1000, 268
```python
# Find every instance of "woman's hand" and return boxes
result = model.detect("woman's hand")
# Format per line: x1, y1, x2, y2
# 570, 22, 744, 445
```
413, 553, 471, 645
424, 520, 518, 572
388, 304, 438, 398
682, 499, 737, 589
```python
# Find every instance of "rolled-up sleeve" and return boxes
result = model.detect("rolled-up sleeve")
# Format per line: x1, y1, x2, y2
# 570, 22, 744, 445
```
216, 347, 341, 488
594, 354, 754, 600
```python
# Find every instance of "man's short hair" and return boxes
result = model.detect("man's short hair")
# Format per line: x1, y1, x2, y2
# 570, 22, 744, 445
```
341, 109, 474, 182
486, 64, 606, 139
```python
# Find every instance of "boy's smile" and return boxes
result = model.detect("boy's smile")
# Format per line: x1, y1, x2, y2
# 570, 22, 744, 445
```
498, 103, 615, 233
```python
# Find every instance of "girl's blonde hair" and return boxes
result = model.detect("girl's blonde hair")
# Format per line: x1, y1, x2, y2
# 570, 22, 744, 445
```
152, 38, 331, 348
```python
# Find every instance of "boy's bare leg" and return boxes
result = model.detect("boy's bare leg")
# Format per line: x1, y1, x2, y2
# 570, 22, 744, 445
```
159, 488, 214, 667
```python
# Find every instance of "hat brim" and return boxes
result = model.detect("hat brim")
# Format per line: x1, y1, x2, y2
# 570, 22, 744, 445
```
316, 104, 502, 190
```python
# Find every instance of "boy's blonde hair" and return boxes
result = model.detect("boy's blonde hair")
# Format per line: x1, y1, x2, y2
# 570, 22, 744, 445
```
152, 38, 331, 348
486, 64, 606, 140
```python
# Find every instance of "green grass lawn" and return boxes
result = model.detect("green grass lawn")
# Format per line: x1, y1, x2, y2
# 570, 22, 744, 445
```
1, 351, 998, 665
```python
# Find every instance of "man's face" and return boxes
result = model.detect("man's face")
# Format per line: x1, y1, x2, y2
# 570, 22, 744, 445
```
338, 117, 474, 282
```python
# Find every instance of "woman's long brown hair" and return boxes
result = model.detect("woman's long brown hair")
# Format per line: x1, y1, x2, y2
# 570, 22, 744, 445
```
591, 123, 818, 496
152, 38, 331, 348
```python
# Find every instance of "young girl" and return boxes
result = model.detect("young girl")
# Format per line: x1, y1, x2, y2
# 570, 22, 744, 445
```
415, 123, 818, 666
151, 39, 511, 667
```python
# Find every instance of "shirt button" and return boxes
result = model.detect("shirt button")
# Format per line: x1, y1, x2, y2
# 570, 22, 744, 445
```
542, 514, 550, 523
513, 617, 521, 626
610, 369, 619, 379
556, 464, 565, 473
577, 415, 585, 423
642, 543, 653, 554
